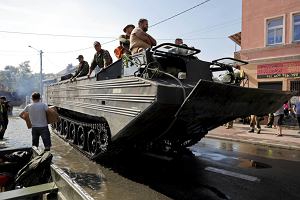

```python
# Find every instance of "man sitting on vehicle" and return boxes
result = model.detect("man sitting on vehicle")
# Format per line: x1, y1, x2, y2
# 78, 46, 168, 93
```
71, 55, 89, 81
114, 24, 135, 59
130, 18, 157, 54
88, 41, 113, 78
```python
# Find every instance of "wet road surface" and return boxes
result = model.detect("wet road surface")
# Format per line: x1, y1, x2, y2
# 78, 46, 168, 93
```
3, 112, 300, 200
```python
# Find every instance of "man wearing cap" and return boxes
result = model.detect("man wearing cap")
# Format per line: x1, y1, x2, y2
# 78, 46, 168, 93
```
130, 18, 157, 54
0, 96, 10, 139
88, 41, 113, 78
114, 24, 135, 59
71, 55, 89, 81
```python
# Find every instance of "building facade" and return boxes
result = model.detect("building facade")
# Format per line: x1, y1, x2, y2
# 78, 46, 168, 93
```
234, 0, 300, 95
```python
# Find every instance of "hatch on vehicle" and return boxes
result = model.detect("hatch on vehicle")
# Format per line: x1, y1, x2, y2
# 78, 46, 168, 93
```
152, 43, 201, 57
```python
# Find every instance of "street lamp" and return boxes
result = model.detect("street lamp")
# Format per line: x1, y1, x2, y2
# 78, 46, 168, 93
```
28, 45, 43, 96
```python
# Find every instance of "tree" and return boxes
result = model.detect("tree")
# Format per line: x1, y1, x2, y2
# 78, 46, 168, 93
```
0, 65, 18, 91
15, 61, 39, 96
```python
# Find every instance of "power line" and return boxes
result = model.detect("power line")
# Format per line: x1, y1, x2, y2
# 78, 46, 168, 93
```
48, 1, 213, 54
157, 36, 227, 41
150, 0, 212, 28
1, 1, 213, 55
0, 30, 116, 39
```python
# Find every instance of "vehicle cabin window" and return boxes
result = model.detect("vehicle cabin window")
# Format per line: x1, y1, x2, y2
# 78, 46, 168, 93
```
293, 13, 300, 42
266, 17, 283, 46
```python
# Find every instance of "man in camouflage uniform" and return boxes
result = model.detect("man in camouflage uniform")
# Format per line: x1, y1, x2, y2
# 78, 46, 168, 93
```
87, 41, 112, 78
114, 24, 135, 59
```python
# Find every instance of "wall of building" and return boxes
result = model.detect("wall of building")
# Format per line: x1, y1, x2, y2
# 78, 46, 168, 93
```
238, 0, 300, 91
242, 0, 300, 51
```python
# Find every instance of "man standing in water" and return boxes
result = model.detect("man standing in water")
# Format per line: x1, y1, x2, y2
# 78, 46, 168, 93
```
0, 96, 10, 139
19, 92, 51, 151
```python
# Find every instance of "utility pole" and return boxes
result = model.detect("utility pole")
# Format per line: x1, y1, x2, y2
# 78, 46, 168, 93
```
28, 46, 43, 96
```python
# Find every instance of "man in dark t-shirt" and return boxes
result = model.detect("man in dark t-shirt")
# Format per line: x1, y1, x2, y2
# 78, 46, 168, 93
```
71, 55, 89, 81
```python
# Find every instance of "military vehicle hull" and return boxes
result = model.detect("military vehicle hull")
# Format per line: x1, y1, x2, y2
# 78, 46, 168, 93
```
47, 44, 292, 160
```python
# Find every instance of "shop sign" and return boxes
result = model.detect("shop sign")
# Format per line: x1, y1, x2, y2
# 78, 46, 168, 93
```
257, 61, 300, 79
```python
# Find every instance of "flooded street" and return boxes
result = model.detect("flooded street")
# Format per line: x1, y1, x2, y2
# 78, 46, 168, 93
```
3, 110, 300, 200
3, 110, 170, 200
50, 134, 171, 200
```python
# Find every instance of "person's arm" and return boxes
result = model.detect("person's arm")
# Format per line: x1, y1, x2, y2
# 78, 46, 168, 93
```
44, 103, 49, 112
148, 34, 157, 46
73, 65, 81, 78
88, 56, 96, 78
119, 35, 129, 45
103, 51, 112, 67
134, 29, 152, 45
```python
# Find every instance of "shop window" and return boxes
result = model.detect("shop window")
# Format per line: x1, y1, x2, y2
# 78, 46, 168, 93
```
258, 81, 282, 90
293, 13, 300, 42
266, 17, 283, 45
290, 80, 300, 96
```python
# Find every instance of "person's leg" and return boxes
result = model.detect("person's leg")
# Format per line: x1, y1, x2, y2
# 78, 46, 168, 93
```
297, 116, 300, 133
276, 115, 283, 136
31, 127, 40, 148
256, 116, 261, 134
269, 114, 274, 127
40, 127, 52, 150
0, 121, 5, 139
278, 125, 282, 136
249, 115, 255, 132
266, 113, 273, 127
0, 120, 8, 138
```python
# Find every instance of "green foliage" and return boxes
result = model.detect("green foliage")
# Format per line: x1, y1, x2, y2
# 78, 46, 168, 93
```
0, 61, 40, 96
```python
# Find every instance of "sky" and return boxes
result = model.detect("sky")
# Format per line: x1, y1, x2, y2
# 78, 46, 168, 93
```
0, 0, 242, 74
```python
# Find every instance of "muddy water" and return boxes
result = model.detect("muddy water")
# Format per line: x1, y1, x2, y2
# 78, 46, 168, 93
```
50, 134, 171, 200
0, 117, 31, 150
2, 111, 170, 200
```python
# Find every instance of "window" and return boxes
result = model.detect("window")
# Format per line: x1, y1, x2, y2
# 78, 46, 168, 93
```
293, 13, 300, 42
266, 17, 283, 45
290, 80, 300, 96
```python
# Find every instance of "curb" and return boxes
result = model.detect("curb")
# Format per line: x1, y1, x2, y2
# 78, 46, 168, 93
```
205, 135, 300, 151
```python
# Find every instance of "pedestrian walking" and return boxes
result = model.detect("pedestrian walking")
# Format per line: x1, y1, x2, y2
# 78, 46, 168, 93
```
19, 92, 51, 151
248, 115, 261, 134
274, 105, 284, 137
293, 98, 300, 133
265, 113, 274, 128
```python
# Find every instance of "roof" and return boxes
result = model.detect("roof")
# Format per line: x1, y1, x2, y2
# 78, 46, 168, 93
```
228, 32, 241, 46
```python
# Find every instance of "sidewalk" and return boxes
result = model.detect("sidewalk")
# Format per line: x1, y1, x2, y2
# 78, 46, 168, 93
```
206, 123, 300, 151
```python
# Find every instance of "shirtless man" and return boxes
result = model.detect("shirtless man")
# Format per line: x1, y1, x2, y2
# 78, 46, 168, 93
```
130, 18, 157, 54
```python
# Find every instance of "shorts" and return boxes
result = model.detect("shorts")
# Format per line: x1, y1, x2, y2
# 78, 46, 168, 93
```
274, 114, 284, 126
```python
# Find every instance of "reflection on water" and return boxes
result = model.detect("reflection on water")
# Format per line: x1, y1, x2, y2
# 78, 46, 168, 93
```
238, 159, 271, 169
61, 168, 102, 190
192, 150, 272, 169
195, 138, 300, 162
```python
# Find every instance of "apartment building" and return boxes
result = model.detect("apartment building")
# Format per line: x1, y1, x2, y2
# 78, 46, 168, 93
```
231, 0, 300, 94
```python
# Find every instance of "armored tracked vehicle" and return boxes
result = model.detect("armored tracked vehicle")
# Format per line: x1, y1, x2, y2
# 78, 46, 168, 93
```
46, 43, 292, 160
